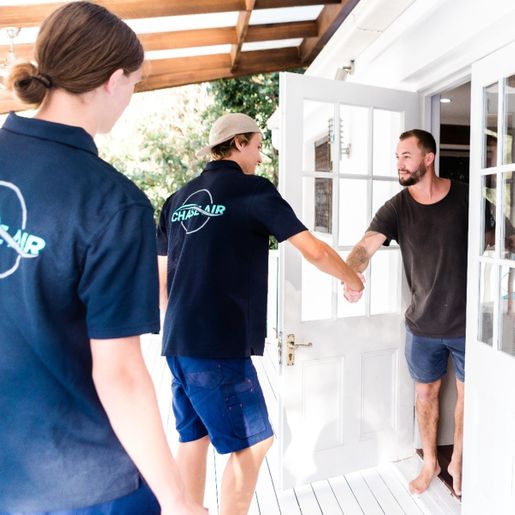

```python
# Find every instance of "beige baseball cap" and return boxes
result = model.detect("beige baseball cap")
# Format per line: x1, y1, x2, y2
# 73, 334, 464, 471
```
196, 112, 261, 158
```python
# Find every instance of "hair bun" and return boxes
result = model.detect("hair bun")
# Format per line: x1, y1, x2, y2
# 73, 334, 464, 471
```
6, 62, 49, 105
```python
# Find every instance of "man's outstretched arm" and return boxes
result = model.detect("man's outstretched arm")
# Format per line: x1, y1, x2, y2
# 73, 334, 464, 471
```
344, 231, 387, 302
288, 230, 364, 292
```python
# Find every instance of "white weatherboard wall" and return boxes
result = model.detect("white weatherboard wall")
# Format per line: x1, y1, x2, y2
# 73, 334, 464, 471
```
309, 0, 515, 95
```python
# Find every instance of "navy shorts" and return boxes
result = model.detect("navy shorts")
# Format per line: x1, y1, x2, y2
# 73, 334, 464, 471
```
1, 480, 159, 515
167, 356, 274, 454
405, 326, 465, 383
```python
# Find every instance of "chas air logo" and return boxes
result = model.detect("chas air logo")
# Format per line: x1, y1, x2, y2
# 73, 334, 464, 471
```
0, 181, 46, 279
171, 189, 226, 234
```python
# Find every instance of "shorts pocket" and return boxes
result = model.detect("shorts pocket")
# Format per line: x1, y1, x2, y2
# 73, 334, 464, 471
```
185, 367, 223, 389
223, 379, 266, 439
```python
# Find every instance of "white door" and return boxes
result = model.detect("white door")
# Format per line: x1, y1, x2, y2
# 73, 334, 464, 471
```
271, 72, 420, 489
462, 41, 515, 515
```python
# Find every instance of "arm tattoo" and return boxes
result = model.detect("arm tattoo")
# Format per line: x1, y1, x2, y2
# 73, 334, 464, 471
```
346, 244, 370, 272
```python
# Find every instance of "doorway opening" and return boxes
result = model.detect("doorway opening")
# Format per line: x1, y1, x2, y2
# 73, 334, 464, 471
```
439, 81, 471, 184
416, 81, 471, 497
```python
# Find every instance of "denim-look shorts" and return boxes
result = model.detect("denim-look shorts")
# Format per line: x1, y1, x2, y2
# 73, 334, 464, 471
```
1, 480, 159, 515
405, 326, 465, 383
167, 356, 274, 454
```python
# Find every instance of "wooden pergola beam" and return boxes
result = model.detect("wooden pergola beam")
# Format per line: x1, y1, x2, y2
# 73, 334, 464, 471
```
246, 20, 318, 42
0, 0, 341, 28
138, 48, 303, 91
255, 0, 340, 7
0, 0, 358, 114
0, 90, 27, 113
231, 0, 256, 71
144, 46, 299, 77
299, 0, 360, 64
1, 21, 318, 59
0, 46, 303, 113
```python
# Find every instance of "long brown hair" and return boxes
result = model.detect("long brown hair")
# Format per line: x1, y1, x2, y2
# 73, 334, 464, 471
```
7, 1, 144, 106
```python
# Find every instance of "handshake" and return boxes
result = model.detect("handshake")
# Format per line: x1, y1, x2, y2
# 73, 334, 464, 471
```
343, 272, 365, 303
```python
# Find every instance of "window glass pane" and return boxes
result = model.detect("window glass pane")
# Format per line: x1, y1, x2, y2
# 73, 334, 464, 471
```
302, 233, 332, 321
482, 174, 497, 256
337, 251, 366, 318
370, 250, 402, 315
502, 75, 515, 165
500, 266, 515, 356
501, 172, 515, 259
373, 109, 402, 177
338, 104, 369, 175
483, 82, 498, 169
372, 180, 402, 228
338, 179, 367, 246
478, 262, 496, 346
303, 100, 334, 172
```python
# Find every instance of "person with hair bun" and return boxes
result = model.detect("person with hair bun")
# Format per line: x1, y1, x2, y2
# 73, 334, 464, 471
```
0, 2, 206, 514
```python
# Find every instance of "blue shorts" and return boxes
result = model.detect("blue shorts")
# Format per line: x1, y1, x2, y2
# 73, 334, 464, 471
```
405, 326, 465, 383
1, 480, 159, 515
167, 356, 274, 454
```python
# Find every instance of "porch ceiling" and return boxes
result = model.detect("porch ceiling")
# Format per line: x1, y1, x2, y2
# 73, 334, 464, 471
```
0, 0, 360, 113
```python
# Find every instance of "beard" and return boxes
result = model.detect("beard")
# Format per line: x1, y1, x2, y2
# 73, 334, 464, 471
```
398, 162, 427, 186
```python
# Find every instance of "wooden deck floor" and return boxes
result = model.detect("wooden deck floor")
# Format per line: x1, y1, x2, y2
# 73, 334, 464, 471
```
142, 335, 461, 515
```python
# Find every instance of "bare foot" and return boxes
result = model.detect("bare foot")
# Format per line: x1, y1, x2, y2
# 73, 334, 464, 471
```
448, 460, 462, 496
409, 462, 441, 495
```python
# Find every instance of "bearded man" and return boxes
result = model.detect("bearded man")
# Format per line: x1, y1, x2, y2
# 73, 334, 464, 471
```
344, 129, 468, 497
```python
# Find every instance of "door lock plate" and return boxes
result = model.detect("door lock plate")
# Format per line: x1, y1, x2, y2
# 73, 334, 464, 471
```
286, 333, 312, 366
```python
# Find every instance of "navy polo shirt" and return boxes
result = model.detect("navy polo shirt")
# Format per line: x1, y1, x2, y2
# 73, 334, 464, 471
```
157, 160, 306, 358
0, 113, 160, 511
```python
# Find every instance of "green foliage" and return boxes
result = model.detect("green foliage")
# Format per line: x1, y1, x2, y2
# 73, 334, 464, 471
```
98, 86, 211, 221
203, 73, 280, 185
97, 72, 289, 242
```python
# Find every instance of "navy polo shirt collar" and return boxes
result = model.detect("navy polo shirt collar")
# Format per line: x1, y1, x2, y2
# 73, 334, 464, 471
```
3, 112, 98, 156
203, 160, 244, 174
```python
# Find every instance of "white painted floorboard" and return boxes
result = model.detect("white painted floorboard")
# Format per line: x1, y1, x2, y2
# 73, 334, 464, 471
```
142, 336, 461, 515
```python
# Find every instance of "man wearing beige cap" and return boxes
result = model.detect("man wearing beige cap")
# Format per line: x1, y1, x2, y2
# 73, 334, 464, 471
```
157, 113, 363, 514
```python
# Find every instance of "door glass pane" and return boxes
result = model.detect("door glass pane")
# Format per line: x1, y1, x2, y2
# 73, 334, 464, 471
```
500, 266, 515, 356
303, 177, 333, 235
338, 179, 367, 246
501, 172, 515, 259
303, 100, 334, 173
373, 109, 402, 177
483, 82, 498, 169
372, 180, 402, 228
314, 179, 332, 234
337, 251, 366, 317
338, 104, 369, 175
302, 232, 332, 321
479, 262, 496, 346
482, 174, 496, 255
370, 250, 402, 315
502, 75, 515, 165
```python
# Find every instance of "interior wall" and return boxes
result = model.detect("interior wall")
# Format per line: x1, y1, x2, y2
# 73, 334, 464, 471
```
424, 83, 470, 447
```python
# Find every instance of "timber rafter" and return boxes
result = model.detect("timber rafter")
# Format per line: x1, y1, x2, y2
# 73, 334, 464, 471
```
0, 0, 358, 113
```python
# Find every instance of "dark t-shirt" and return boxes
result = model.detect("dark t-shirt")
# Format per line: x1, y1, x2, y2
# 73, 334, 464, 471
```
0, 113, 160, 511
368, 180, 468, 337
157, 160, 306, 358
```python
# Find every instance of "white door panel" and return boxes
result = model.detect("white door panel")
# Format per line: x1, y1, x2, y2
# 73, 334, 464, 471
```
274, 72, 420, 489
462, 40, 515, 515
